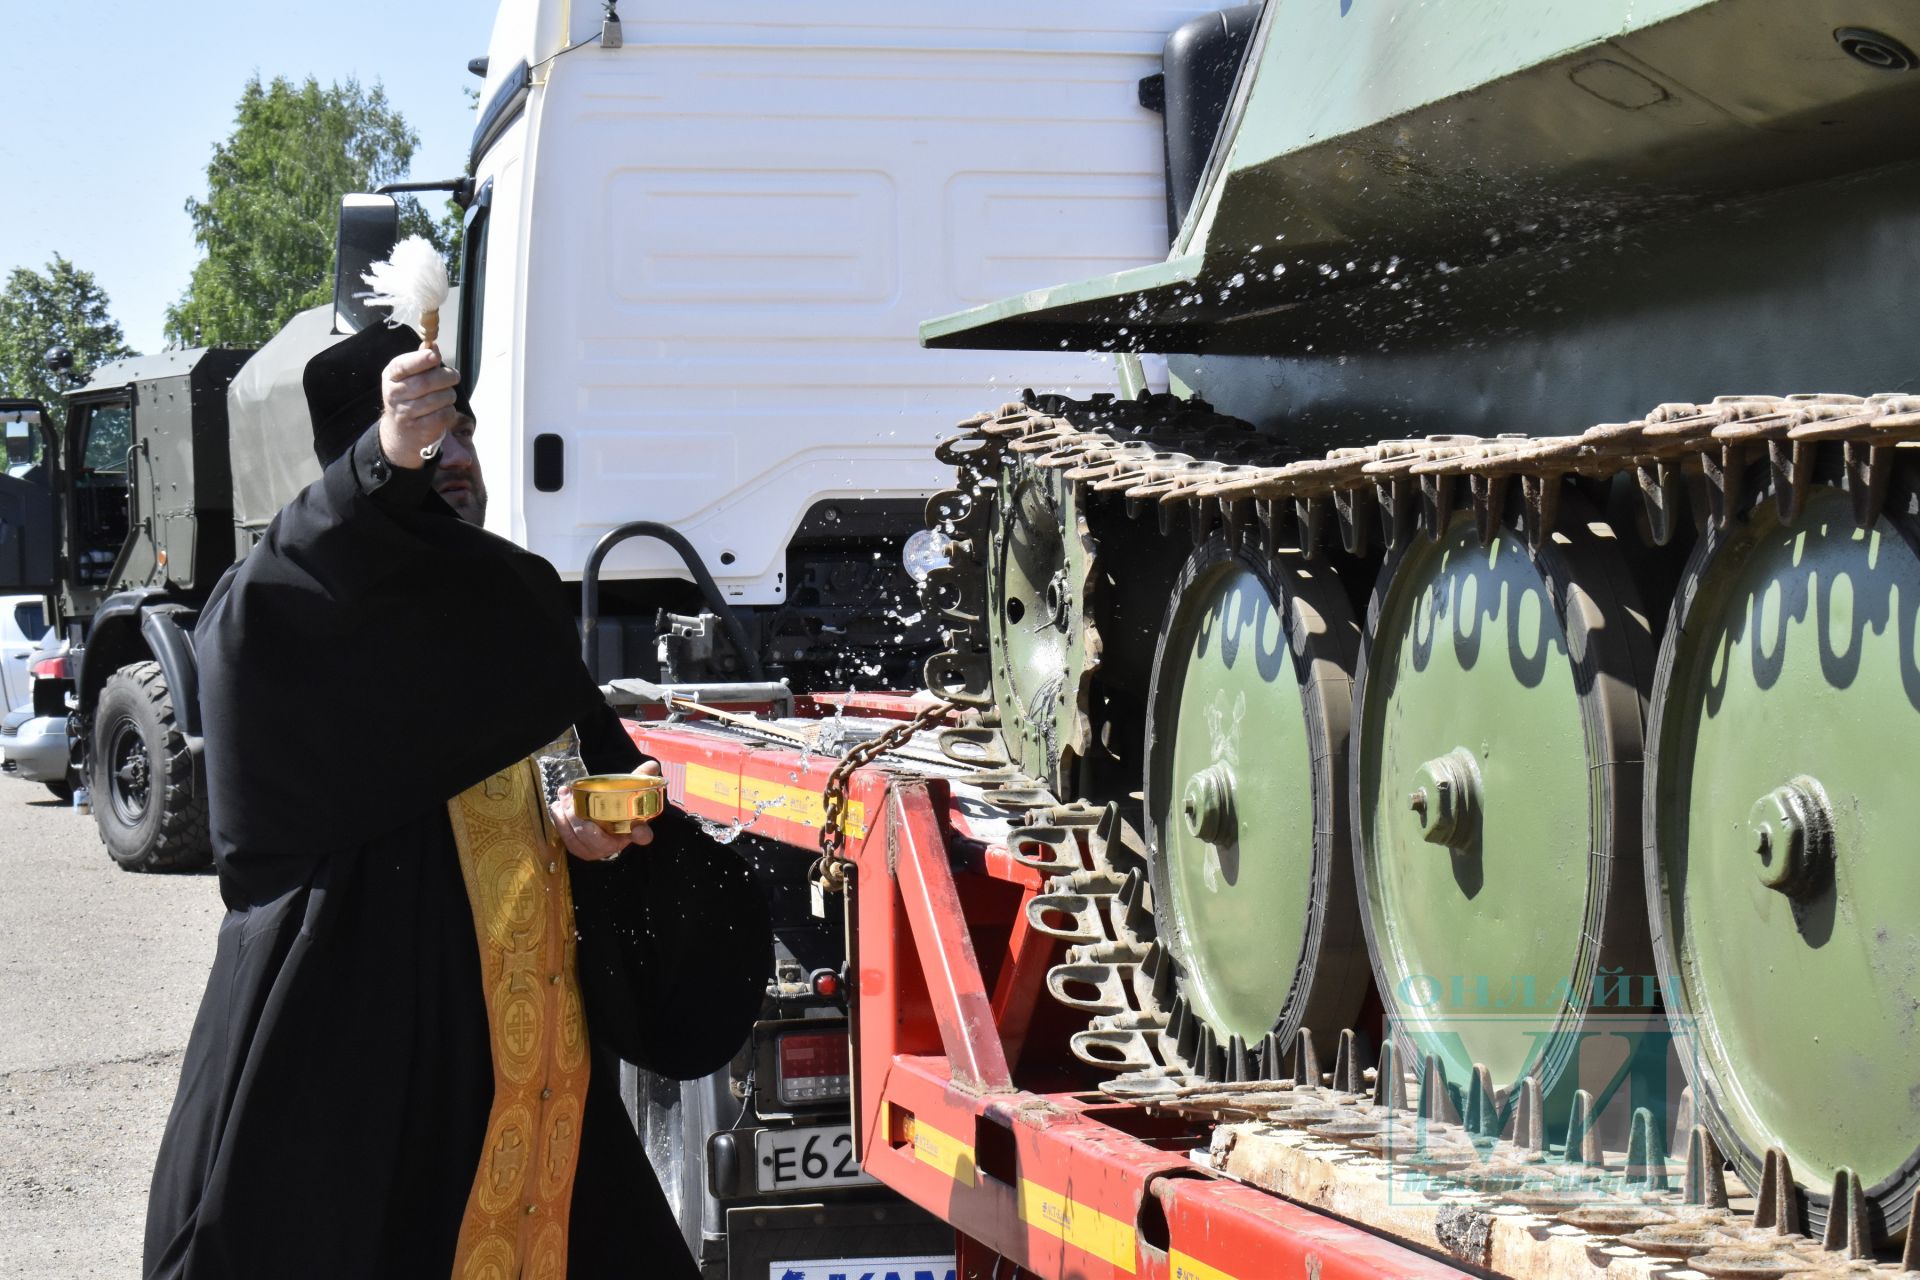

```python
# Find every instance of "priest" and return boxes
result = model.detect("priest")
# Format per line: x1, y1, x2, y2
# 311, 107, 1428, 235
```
144, 321, 772, 1279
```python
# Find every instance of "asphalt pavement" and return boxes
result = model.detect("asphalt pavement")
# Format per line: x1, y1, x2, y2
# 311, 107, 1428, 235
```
0, 779, 225, 1277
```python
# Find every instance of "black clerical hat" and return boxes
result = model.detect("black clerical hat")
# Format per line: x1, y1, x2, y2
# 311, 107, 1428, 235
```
302, 323, 421, 467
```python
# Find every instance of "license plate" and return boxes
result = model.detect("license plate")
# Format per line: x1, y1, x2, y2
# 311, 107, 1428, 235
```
769, 1256, 956, 1280
754, 1124, 875, 1191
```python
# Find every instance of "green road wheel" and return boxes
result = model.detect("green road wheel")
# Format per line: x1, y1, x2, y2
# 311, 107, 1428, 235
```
1146, 537, 1369, 1075
1353, 505, 1654, 1099
986, 453, 1097, 791
1647, 479, 1920, 1241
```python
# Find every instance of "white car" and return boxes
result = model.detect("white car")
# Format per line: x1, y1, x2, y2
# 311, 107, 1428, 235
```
1, 697, 70, 799
0, 594, 47, 710
0, 598, 72, 800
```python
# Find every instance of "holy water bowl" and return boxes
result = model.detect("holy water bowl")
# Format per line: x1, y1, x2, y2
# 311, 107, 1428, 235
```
572, 774, 667, 835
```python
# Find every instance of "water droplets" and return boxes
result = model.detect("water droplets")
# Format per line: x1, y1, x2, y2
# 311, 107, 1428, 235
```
694, 792, 789, 845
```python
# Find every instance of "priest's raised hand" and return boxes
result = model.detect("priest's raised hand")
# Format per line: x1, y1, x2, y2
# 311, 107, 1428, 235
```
380, 345, 462, 466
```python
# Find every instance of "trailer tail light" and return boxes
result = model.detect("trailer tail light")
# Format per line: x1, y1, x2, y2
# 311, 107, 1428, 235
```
775, 1029, 850, 1106
29, 655, 70, 680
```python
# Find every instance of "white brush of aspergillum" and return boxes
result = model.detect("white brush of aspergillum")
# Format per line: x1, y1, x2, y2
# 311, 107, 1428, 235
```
362, 235, 451, 346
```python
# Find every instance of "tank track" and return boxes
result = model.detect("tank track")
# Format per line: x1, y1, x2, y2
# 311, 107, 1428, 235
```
925, 392, 1283, 778
927, 394, 1312, 1088
940, 392, 1920, 575
1146, 1071, 1920, 1279
923, 389, 1920, 1260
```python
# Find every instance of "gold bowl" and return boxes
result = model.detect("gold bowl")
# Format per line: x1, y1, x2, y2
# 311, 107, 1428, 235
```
571, 773, 667, 834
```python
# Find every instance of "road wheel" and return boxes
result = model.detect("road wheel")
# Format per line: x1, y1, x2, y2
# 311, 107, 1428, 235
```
43, 779, 72, 802
91, 662, 209, 872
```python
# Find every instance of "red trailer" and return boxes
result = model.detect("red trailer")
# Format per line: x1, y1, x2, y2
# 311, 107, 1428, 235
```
627, 694, 1475, 1280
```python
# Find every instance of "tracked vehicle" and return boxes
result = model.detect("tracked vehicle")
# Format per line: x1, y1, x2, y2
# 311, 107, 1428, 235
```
910, 0, 1920, 1263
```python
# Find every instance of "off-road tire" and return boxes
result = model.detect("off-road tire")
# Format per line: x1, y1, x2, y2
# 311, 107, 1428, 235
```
91, 662, 209, 872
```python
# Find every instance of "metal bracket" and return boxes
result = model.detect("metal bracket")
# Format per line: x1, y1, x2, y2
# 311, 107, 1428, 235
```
1846, 439, 1892, 529
1770, 438, 1815, 524
1754, 1147, 1803, 1235
1822, 1167, 1872, 1259
1335, 484, 1373, 557
1295, 495, 1329, 560
1636, 461, 1684, 546
1701, 444, 1746, 530
1419, 472, 1457, 541
1471, 473, 1508, 547
1520, 472, 1562, 547
1681, 1125, 1729, 1208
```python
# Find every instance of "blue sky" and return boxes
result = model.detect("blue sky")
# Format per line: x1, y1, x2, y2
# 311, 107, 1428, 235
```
0, 0, 496, 354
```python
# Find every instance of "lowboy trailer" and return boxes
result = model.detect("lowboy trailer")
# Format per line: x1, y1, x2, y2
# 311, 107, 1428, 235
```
626, 695, 1473, 1280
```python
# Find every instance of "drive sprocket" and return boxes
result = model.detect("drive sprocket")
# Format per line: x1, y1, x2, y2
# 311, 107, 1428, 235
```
926, 391, 1264, 798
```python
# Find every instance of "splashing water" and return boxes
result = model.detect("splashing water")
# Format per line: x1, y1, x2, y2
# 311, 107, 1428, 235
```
694, 792, 791, 845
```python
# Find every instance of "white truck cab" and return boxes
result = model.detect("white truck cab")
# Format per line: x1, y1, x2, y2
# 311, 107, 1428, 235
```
437, 7, 1232, 1278
461, 0, 1202, 682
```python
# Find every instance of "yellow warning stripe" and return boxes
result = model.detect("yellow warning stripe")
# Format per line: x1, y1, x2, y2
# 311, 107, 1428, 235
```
1170, 1250, 1237, 1280
682, 762, 867, 839
906, 1118, 977, 1187
1019, 1179, 1137, 1274
883, 1107, 1160, 1276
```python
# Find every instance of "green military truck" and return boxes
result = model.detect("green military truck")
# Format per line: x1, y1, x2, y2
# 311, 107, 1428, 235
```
4, 349, 250, 870
1, 351, 249, 871
0, 279, 403, 872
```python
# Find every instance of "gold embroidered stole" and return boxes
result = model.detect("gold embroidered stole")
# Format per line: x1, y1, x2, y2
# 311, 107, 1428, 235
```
445, 757, 591, 1280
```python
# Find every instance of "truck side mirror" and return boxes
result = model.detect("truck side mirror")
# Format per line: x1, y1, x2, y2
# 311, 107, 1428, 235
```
332, 194, 400, 335
1155, 6, 1261, 243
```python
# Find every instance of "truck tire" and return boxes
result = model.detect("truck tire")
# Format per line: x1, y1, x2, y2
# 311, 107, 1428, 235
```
91, 662, 210, 872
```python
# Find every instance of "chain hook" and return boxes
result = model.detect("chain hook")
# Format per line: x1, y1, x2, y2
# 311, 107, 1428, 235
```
815, 701, 953, 889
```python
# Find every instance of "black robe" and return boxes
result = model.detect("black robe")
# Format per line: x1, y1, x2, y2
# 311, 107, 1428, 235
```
145, 427, 772, 1279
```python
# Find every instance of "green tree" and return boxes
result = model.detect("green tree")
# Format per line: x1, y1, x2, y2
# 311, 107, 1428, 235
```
165, 75, 450, 348
0, 255, 135, 435
436, 85, 482, 280
438, 198, 466, 286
